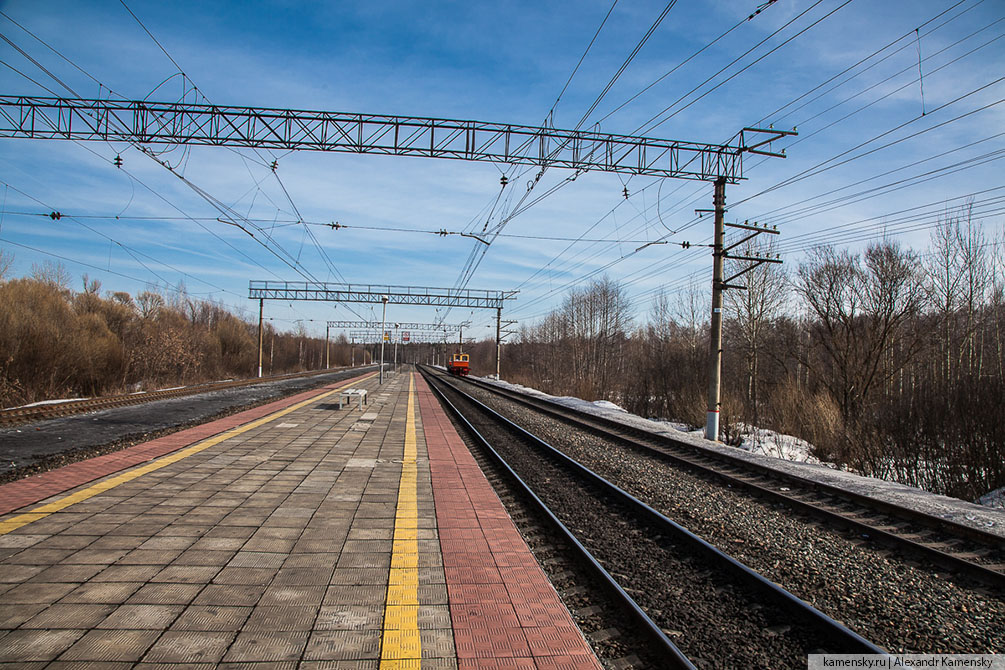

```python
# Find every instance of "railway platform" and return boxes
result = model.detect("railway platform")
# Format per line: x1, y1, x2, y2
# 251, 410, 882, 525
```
0, 368, 600, 668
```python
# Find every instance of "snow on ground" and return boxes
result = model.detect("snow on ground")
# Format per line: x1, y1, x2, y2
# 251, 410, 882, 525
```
485, 379, 825, 465
979, 487, 1005, 509
6, 397, 89, 410
475, 375, 1005, 529
732, 425, 824, 465
7, 383, 191, 409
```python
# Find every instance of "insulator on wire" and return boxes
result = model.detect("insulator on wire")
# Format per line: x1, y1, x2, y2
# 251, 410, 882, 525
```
622, 186, 629, 199
500, 175, 508, 187
49, 211, 62, 220
113, 154, 123, 168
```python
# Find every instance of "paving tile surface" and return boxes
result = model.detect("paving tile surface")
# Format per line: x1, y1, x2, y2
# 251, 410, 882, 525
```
415, 373, 602, 668
0, 369, 596, 667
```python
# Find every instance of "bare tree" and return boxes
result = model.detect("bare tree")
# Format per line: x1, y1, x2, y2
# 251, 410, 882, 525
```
136, 291, 164, 320
672, 277, 707, 355
724, 239, 787, 423
0, 248, 13, 280
957, 204, 992, 378
81, 274, 101, 295
795, 240, 925, 425
111, 291, 134, 307
556, 276, 632, 397
30, 260, 72, 291
927, 207, 964, 384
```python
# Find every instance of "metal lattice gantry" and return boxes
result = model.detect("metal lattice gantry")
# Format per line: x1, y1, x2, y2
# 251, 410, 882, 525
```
252, 282, 514, 380
249, 281, 516, 309
347, 330, 468, 344
327, 321, 469, 333
0, 96, 754, 181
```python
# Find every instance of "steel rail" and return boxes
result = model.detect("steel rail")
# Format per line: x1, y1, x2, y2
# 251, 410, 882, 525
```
423, 367, 886, 657
420, 368, 695, 668
458, 375, 1005, 589
0, 365, 377, 427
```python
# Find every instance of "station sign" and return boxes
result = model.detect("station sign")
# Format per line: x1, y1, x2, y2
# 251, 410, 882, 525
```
402, 331, 410, 342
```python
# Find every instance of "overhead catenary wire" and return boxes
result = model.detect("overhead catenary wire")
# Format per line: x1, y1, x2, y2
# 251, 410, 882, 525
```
596, 1, 780, 126
0, 17, 304, 282
444, 1, 1003, 327
767, 23, 1005, 156
3, 4, 368, 323
0, 235, 221, 293
447, 0, 823, 310
546, 0, 620, 124
574, 0, 679, 132
507, 137, 1005, 319
635, 0, 842, 136
115, 0, 356, 294
445, 0, 682, 304
753, 0, 980, 126
0, 179, 240, 297
736, 82, 1005, 206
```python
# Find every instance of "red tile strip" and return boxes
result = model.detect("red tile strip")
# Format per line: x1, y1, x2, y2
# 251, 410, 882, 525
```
0, 373, 374, 515
414, 373, 601, 669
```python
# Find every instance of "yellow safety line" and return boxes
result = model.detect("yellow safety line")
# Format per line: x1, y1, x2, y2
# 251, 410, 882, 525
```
380, 373, 421, 667
0, 373, 377, 536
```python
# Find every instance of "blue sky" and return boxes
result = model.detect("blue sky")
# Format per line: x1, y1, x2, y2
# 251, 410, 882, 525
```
1, 0, 1003, 338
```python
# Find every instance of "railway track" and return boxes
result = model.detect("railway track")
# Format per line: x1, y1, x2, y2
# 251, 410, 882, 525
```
421, 367, 886, 668
455, 372, 1005, 590
0, 366, 374, 427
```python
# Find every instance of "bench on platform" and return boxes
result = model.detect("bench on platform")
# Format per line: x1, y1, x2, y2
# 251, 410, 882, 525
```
337, 388, 367, 410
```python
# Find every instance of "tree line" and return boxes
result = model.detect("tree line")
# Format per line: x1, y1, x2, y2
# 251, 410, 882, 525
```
0, 257, 351, 407
468, 206, 1004, 502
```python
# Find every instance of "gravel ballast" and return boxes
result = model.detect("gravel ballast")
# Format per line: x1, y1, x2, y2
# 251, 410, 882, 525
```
433, 374, 869, 669
453, 377, 1005, 655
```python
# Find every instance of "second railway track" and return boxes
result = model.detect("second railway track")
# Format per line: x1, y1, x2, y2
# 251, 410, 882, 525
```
456, 373, 1005, 588
0, 365, 372, 427
423, 367, 886, 668
422, 366, 1004, 657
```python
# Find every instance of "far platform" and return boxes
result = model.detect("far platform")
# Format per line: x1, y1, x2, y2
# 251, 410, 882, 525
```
0, 368, 600, 668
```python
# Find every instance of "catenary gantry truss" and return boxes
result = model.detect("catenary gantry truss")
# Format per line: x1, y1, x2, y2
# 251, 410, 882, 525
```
0, 96, 748, 181
249, 281, 516, 309
327, 321, 469, 332
347, 330, 470, 344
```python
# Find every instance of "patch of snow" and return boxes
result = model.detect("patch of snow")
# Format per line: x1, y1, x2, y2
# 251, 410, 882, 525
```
591, 400, 627, 413
978, 486, 1005, 509
6, 397, 89, 410
154, 386, 187, 392
733, 425, 824, 465
473, 375, 1005, 537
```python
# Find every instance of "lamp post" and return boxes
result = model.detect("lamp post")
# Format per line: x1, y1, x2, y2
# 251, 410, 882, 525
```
324, 322, 330, 369
393, 323, 399, 372
379, 296, 389, 384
